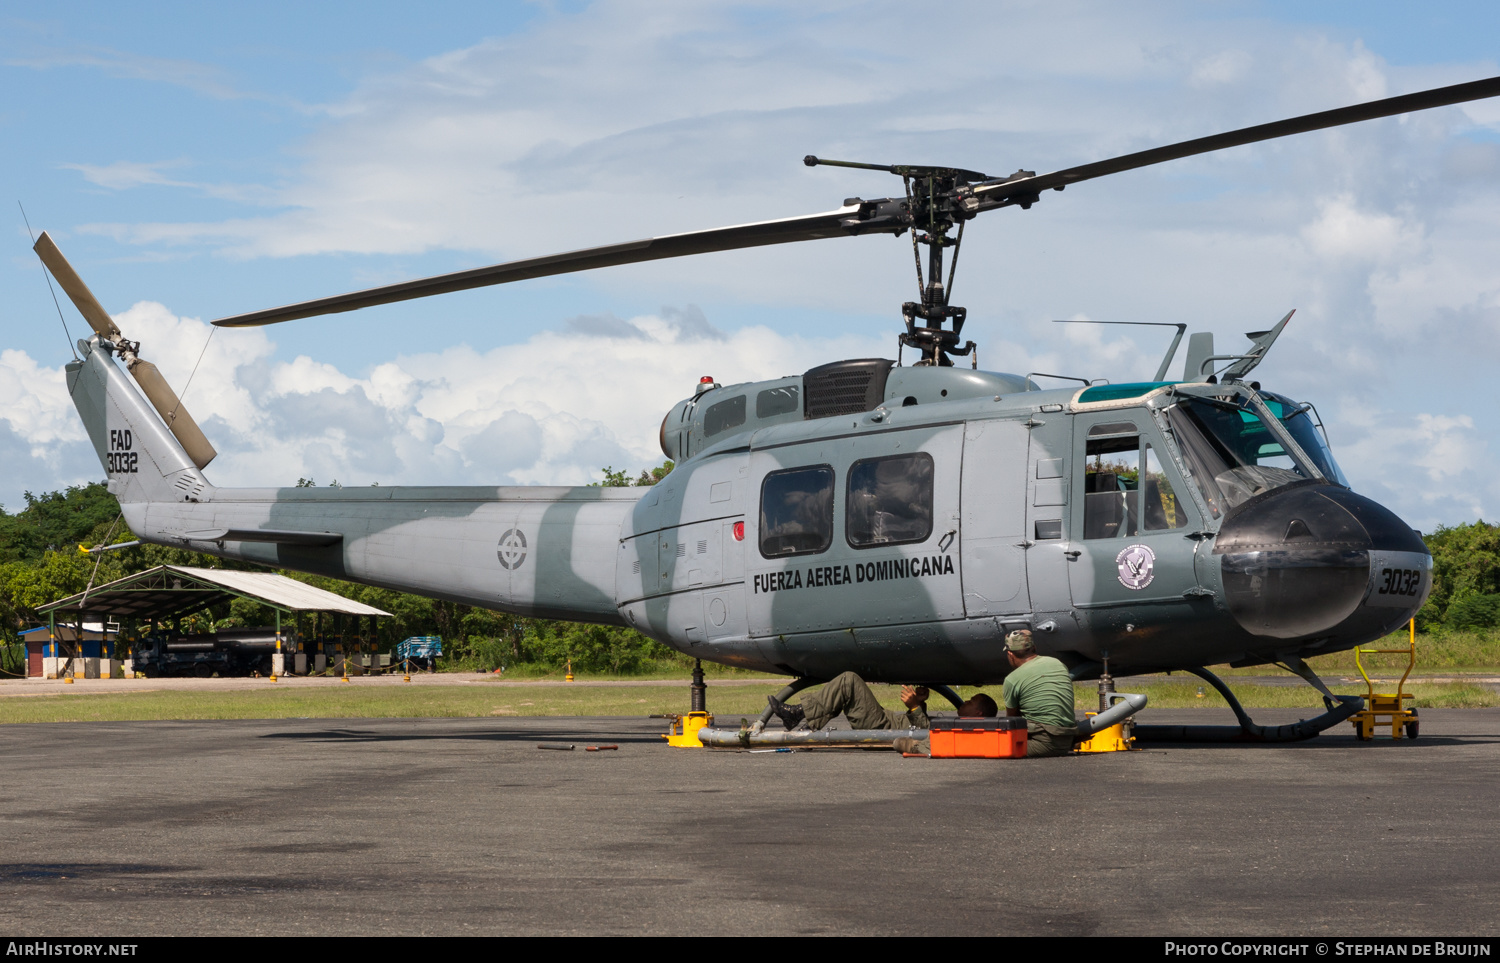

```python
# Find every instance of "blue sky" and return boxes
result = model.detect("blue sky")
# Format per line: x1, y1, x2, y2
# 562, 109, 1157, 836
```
3, 0, 1498, 532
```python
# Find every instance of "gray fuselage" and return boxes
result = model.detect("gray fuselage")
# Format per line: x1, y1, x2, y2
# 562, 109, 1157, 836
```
72, 339, 1430, 684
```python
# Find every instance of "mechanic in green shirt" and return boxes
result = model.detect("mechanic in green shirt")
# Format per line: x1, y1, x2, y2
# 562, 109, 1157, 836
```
1002, 629, 1079, 757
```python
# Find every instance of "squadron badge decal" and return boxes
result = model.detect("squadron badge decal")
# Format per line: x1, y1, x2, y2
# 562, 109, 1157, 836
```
1116, 544, 1155, 590
497, 529, 528, 570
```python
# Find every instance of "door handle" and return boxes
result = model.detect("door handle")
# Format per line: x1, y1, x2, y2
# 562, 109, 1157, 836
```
1063, 549, 1081, 559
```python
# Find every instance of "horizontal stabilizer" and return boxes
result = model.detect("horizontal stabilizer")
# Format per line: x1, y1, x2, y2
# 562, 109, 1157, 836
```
178, 528, 343, 547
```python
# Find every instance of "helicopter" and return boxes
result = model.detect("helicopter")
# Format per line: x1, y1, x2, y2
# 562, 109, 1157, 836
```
40, 76, 1499, 737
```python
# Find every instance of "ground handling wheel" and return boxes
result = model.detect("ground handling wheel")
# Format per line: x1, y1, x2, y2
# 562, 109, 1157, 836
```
1405, 709, 1419, 740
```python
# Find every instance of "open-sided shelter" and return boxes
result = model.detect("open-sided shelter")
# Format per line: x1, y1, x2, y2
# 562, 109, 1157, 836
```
35, 564, 391, 679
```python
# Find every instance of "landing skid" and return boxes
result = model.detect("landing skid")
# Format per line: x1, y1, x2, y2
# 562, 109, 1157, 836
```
1134, 662, 1364, 743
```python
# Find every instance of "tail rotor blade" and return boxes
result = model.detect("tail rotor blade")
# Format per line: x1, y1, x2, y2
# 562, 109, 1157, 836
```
32, 232, 123, 342
126, 359, 218, 470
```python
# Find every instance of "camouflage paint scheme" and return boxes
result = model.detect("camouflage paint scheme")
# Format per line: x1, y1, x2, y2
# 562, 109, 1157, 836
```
69, 335, 1430, 685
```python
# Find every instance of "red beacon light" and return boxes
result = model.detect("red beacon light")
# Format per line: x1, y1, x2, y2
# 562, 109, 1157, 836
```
696, 375, 718, 395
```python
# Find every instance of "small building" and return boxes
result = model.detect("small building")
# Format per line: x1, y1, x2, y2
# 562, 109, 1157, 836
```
19, 623, 116, 679
36, 565, 391, 679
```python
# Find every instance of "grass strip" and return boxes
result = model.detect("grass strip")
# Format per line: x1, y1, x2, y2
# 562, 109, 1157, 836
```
0, 679, 1493, 724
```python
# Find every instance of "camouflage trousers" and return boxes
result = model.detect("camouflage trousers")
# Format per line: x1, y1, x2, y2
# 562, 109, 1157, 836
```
800, 671, 929, 731
1026, 723, 1078, 757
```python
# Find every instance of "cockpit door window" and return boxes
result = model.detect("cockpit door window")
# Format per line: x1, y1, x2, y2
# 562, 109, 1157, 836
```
1082, 428, 1189, 540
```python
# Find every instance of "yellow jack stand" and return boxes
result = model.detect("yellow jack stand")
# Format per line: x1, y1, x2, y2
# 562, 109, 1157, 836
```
1074, 716, 1136, 753
661, 711, 713, 748
1074, 667, 1137, 753
1349, 619, 1419, 741
564, 659, 574, 683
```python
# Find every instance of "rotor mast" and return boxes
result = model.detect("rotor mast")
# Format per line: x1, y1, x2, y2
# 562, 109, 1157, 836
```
806, 156, 1037, 366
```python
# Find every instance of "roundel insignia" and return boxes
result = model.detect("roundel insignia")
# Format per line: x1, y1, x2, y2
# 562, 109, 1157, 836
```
1116, 543, 1155, 590
497, 529, 528, 570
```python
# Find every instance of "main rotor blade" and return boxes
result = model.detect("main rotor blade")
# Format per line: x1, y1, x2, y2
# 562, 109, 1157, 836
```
212, 204, 869, 327
33, 231, 123, 341
973, 75, 1500, 203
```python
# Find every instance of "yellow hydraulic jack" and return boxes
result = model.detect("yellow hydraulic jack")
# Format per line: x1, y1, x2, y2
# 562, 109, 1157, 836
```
660, 659, 712, 748
662, 712, 713, 748
1074, 658, 1138, 753
1075, 718, 1134, 753
1349, 619, 1419, 741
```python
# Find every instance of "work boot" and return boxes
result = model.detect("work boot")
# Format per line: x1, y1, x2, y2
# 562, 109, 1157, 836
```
767, 695, 806, 731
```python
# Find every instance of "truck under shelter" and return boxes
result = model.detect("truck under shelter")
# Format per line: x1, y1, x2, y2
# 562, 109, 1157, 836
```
35, 564, 392, 679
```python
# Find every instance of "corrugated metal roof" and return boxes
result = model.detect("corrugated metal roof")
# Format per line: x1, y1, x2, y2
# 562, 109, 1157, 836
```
38, 564, 391, 618
170, 567, 391, 616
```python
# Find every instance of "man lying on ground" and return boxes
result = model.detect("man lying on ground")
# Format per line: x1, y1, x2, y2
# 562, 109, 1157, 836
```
768, 671, 998, 736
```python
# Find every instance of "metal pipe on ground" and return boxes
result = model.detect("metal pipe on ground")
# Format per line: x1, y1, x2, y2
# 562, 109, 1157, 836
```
1076, 692, 1148, 735
697, 726, 925, 749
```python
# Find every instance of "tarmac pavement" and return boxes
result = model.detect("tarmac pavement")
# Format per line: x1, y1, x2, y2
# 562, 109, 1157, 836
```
1, 708, 1497, 936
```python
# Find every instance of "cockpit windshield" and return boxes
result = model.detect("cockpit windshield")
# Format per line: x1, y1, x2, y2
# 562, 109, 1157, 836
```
1164, 393, 1320, 517
1260, 393, 1351, 488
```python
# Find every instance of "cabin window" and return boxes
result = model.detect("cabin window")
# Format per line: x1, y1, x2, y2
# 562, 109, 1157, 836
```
760, 465, 835, 557
757, 385, 799, 418
704, 395, 746, 438
846, 452, 934, 548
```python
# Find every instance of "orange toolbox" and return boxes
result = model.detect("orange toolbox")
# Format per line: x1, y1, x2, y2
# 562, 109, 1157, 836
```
928, 718, 1027, 759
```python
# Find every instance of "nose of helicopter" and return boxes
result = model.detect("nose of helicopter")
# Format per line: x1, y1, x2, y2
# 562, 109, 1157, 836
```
1213, 482, 1431, 643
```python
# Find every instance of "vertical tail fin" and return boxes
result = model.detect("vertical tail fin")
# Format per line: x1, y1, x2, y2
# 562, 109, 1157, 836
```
68, 338, 213, 505
35, 230, 217, 469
